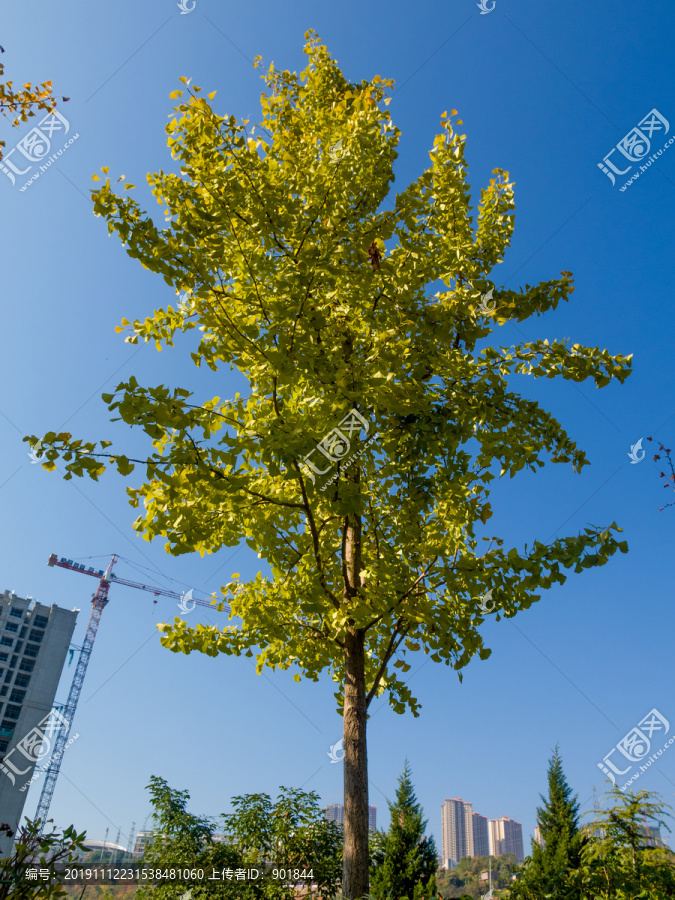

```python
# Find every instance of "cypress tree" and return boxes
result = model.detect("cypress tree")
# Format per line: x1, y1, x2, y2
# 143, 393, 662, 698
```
511, 746, 584, 899
369, 761, 438, 900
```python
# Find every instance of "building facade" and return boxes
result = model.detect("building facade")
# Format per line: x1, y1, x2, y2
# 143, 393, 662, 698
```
133, 831, 159, 858
441, 798, 475, 868
472, 810, 489, 858
324, 803, 377, 832
488, 815, 524, 863
0, 590, 77, 856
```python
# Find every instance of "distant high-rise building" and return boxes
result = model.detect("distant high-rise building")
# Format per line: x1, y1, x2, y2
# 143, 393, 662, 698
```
534, 824, 545, 847
133, 831, 160, 858
325, 803, 344, 825
472, 811, 489, 857
488, 816, 524, 863
324, 803, 377, 831
441, 798, 474, 868
0, 590, 78, 856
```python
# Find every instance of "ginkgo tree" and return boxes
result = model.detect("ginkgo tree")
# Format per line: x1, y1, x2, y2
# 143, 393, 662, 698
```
27, 32, 632, 899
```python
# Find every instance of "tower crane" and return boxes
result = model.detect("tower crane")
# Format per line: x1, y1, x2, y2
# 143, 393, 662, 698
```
34, 553, 228, 825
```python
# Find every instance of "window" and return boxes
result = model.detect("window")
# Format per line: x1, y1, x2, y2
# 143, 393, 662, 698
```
8, 690, 25, 704
0, 687, 7, 696
1, 720, 16, 732
28, 629, 44, 644
23, 645, 39, 659
18, 660, 34, 673
14, 642, 23, 654
9, 609, 23, 618
19, 627, 27, 638
5, 669, 12, 681
4, 704, 21, 720
4, 623, 18, 633
9, 656, 17, 669
33, 615, 48, 628
0, 654, 6, 662
0, 638, 12, 647
13, 674, 30, 688
0, 740, 8, 753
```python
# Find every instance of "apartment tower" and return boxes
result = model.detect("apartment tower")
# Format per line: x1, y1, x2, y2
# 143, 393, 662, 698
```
441, 797, 475, 868
488, 815, 525, 863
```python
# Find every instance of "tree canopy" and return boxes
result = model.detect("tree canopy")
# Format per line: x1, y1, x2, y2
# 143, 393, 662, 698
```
31, 30, 631, 717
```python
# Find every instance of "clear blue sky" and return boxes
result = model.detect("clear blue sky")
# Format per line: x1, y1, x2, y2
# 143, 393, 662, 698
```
1, 0, 674, 858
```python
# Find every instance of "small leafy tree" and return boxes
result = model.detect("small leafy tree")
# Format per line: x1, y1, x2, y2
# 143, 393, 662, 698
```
135, 776, 247, 900
369, 761, 437, 900
29, 31, 632, 898
0, 817, 87, 899
221, 786, 342, 898
136, 776, 341, 900
571, 787, 675, 899
510, 746, 584, 899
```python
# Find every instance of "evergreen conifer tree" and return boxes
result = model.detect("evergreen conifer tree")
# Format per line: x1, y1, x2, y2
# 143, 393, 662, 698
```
369, 761, 438, 900
572, 787, 675, 898
511, 746, 583, 899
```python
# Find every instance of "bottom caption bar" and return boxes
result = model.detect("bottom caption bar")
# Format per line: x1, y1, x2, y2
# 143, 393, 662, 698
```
17, 865, 316, 885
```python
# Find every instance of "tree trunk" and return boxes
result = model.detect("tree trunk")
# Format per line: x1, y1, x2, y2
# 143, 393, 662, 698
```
343, 626, 369, 900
